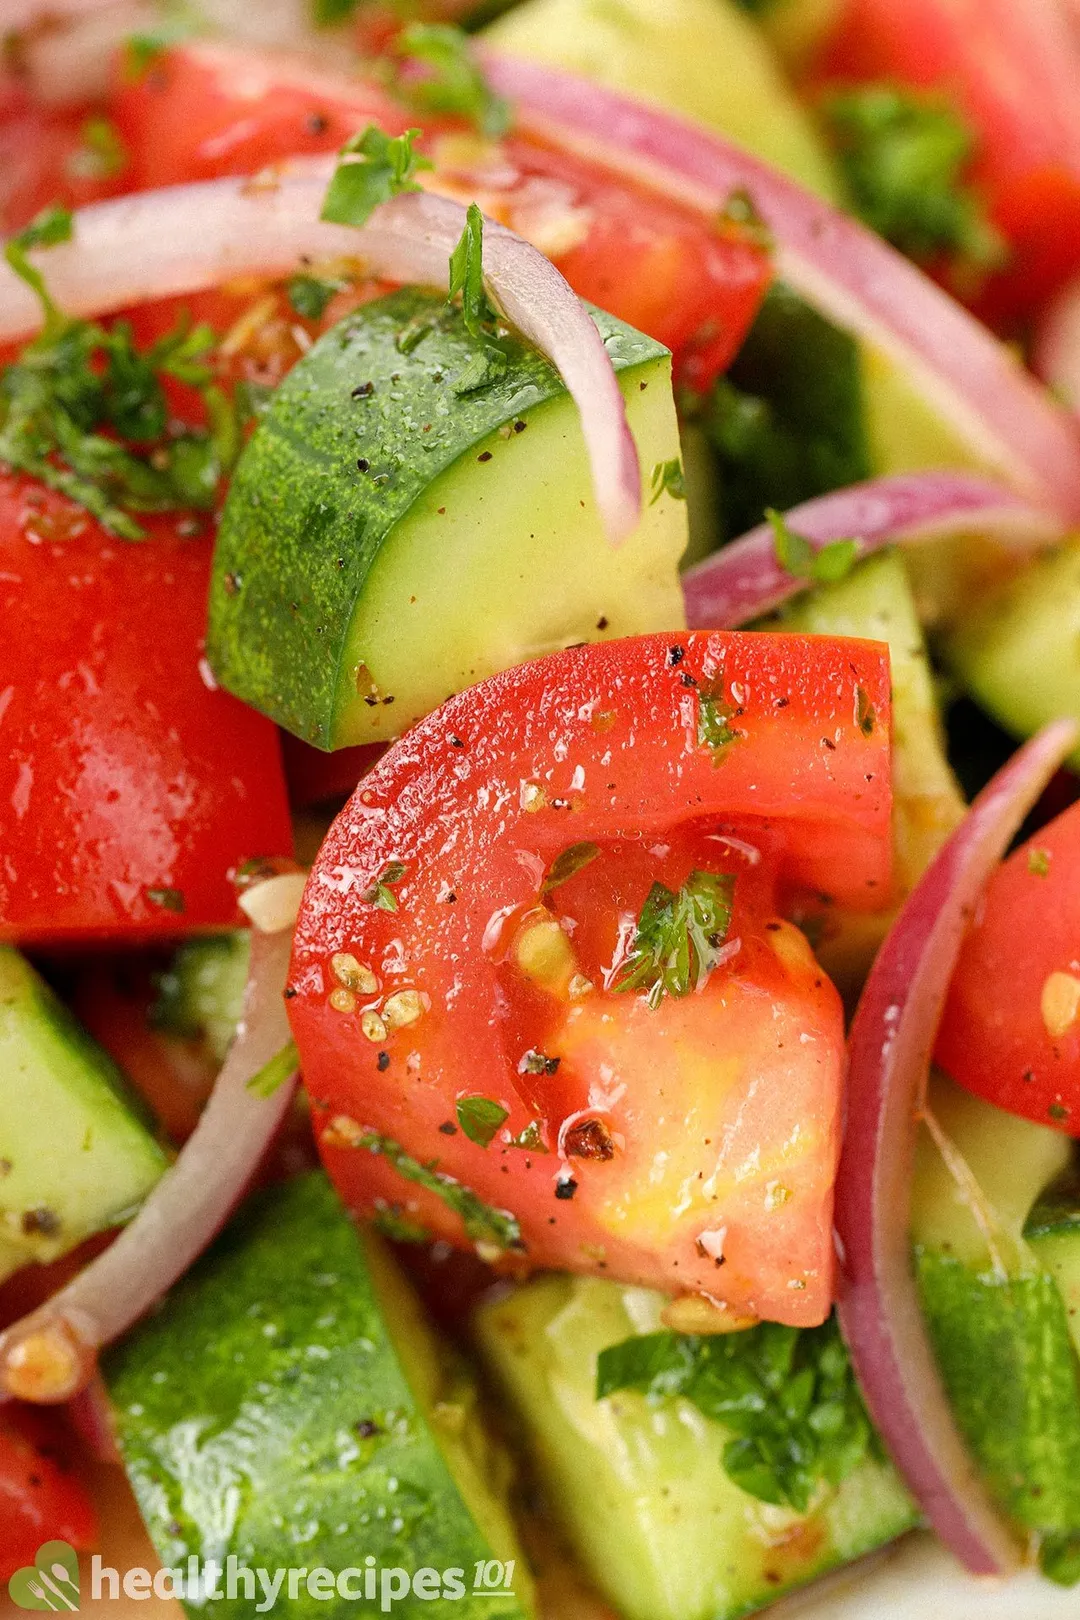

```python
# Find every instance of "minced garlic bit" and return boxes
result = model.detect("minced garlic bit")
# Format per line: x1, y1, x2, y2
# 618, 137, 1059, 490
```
331, 952, 378, 994
2, 1322, 87, 1404
567, 973, 594, 999
361, 1010, 388, 1044
764, 1181, 792, 1211
328, 988, 357, 1014
515, 913, 577, 994
520, 780, 548, 813
322, 1114, 366, 1150
383, 989, 425, 1030
660, 1296, 758, 1336
1041, 971, 1080, 1040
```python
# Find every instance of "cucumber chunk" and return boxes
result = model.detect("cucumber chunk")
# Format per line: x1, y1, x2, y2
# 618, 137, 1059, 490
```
0, 947, 167, 1282
150, 932, 250, 1065
474, 1277, 915, 1620
104, 1174, 533, 1619
944, 538, 1080, 771
208, 290, 687, 750
912, 1077, 1080, 1558
1027, 1160, 1080, 1361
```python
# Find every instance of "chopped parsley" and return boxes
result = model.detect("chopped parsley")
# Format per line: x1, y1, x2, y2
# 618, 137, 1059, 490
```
372, 1204, 431, 1244
448, 203, 498, 339
320, 125, 431, 229
542, 841, 600, 895
616, 870, 735, 1009
146, 886, 185, 913
392, 23, 511, 139
67, 117, 128, 183
1028, 847, 1052, 878
697, 686, 738, 761
455, 1095, 510, 1148
123, 10, 198, 81
768, 507, 860, 585
650, 458, 686, 505
286, 273, 344, 321
246, 1040, 299, 1099
855, 685, 877, 738
0, 207, 239, 538
357, 1130, 523, 1251
361, 859, 407, 911
596, 1314, 879, 1513
823, 85, 1005, 274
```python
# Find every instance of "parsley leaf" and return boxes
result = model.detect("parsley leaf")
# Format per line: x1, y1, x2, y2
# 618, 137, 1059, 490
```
456, 1095, 510, 1148
246, 1040, 299, 1099
321, 125, 431, 229
5, 205, 73, 331
824, 85, 1005, 273
767, 508, 860, 585
650, 458, 686, 505
393, 23, 511, 138
448, 203, 496, 338
356, 1130, 523, 1251
542, 842, 600, 895
286, 273, 343, 321
596, 1315, 879, 1513
361, 859, 407, 912
67, 117, 128, 184
697, 686, 738, 761
616, 870, 735, 1009
1028, 847, 1052, 878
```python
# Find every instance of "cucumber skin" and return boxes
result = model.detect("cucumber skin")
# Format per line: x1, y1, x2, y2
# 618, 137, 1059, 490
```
917, 1249, 1080, 1538
104, 1175, 529, 1620
207, 289, 668, 749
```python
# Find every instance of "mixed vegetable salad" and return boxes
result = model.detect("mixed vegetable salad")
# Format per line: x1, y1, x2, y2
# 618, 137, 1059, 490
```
4, 1, 1080, 1615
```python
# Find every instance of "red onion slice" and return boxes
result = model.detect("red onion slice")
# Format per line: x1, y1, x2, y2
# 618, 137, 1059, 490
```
682, 472, 1066, 629
482, 51, 1080, 521
0, 169, 640, 542
835, 718, 1079, 1575
1034, 275, 1080, 421
0, 903, 298, 1405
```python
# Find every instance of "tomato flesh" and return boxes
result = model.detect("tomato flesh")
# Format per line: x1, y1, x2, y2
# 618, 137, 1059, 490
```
0, 475, 292, 942
0, 1413, 97, 1583
110, 41, 770, 391
289, 632, 892, 1326
936, 800, 1080, 1135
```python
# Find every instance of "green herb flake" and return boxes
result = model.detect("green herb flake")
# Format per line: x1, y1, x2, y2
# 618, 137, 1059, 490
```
650, 458, 686, 505
768, 508, 860, 585
697, 686, 739, 762
824, 85, 1006, 274
717, 186, 773, 251
372, 1204, 430, 1244
68, 117, 128, 184
357, 1130, 523, 1251
146, 886, 185, 913
596, 1314, 879, 1513
855, 686, 877, 738
246, 1040, 299, 1100
361, 860, 407, 912
448, 203, 497, 339
286, 273, 342, 322
616, 870, 736, 1009
123, 11, 198, 82
393, 23, 511, 139
1028, 847, 1052, 878
521, 1050, 560, 1077
455, 1095, 510, 1148
507, 1121, 547, 1152
321, 125, 431, 229
542, 841, 600, 895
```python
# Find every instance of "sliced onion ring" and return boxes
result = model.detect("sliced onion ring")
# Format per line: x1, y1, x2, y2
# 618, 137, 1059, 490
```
681, 472, 1067, 629
482, 51, 1080, 521
0, 169, 640, 543
835, 718, 1080, 1575
1034, 275, 1080, 421
0, 892, 299, 1406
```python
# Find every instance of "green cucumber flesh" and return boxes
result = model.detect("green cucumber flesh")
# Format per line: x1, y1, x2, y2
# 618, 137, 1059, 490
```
208, 289, 687, 750
1027, 1161, 1080, 1360
0, 947, 167, 1282
104, 1173, 533, 1619
474, 1275, 915, 1620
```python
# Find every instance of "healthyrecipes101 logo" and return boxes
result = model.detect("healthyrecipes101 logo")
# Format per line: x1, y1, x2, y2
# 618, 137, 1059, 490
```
8, 1542, 521, 1612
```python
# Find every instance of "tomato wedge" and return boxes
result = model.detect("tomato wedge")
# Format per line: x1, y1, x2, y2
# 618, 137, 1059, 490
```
817, 0, 1080, 325
0, 474, 292, 942
288, 632, 892, 1327
936, 800, 1080, 1135
110, 41, 771, 388
0, 1411, 97, 1583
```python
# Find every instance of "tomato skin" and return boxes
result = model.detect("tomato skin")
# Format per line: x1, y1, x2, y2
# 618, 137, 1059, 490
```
818, 0, 1080, 325
0, 1413, 97, 1582
289, 632, 891, 1326
0, 475, 293, 943
109, 42, 770, 391
0, 96, 127, 234
936, 801, 1080, 1135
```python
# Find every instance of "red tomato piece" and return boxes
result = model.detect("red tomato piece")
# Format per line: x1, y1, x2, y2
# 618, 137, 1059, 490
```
0, 94, 128, 234
0, 1413, 97, 1583
0, 474, 293, 943
936, 800, 1080, 1135
110, 42, 770, 391
288, 632, 892, 1327
817, 0, 1080, 326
